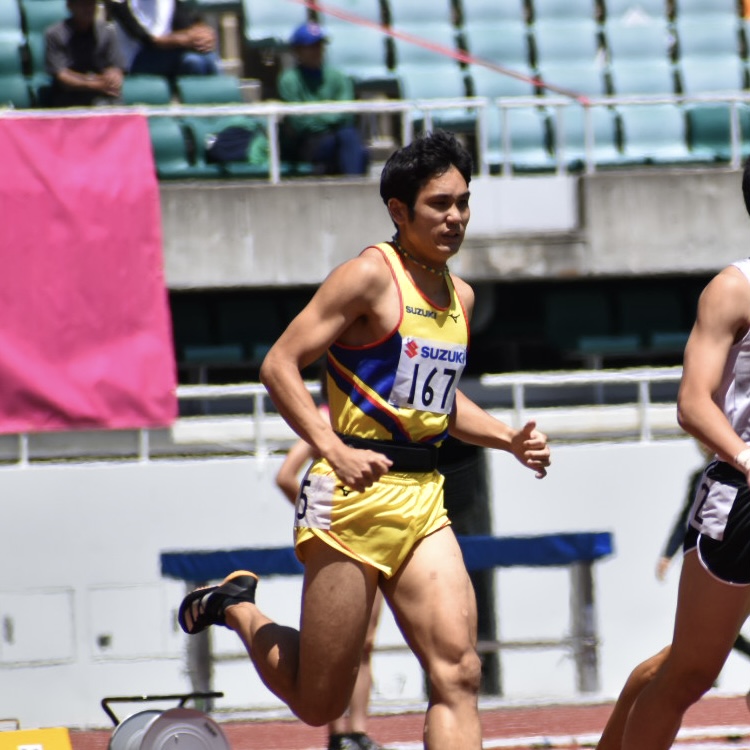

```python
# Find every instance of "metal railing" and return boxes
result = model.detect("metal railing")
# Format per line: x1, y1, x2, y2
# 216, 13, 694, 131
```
3, 91, 749, 181
0, 367, 685, 468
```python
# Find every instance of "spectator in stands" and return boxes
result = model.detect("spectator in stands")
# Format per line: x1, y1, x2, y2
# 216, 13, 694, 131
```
45, 0, 125, 107
277, 22, 369, 176
177, 130, 551, 750
596, 160, 750, 750
106, 0, 218, 77
275, 373, 390, 750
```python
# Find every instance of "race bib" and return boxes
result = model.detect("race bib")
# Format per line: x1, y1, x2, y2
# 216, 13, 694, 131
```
389, 337, 466, 414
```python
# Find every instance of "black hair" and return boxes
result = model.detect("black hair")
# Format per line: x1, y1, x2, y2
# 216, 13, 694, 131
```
743, 157, 750, 218
379, 130, 473, 218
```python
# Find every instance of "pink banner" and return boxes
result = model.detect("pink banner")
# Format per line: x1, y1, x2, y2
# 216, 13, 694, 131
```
0, 114, 177, 433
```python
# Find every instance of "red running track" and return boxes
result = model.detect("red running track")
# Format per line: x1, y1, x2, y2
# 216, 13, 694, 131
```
70, 694, 750, 750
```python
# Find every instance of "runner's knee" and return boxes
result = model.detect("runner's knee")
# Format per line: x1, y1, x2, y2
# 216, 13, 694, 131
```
427, 647, 482, 701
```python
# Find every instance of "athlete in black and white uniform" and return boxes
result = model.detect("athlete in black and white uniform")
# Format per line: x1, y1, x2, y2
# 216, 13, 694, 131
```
598, 182, 750, 749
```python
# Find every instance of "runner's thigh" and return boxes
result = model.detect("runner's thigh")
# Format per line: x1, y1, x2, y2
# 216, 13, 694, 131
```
298, 537, 380, 701
381, 527, 477, 667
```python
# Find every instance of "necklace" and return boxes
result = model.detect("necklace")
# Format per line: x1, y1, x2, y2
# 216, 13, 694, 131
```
391, 235, 448, 276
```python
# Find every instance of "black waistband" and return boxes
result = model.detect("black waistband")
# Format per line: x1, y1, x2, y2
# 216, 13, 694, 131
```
336, 434, 439, 473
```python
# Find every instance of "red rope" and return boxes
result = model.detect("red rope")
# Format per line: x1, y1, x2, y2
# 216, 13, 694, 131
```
285, 0, 591, 104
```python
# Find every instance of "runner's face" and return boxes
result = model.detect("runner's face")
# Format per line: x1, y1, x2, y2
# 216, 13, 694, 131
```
401, 165, 470, 264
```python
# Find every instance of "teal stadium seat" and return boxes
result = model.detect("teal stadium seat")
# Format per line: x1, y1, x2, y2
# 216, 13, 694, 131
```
491, 105, 557, 173
603, 0, 669, 20
182, 115, 271, 179
459, 0, 527, 23
604, 16, 673, 61
242, 0, 309, 48
122, 75, 172, 105
175, 74, 243, 104
544, 288, 617, 353
0, 1, 24, 44
469, 65, 537, 99
617, 287, 688, 354
462, 21, 530, 68
531, 0, 599, 21
679, 54, 746, 95
0, 38, 24, 76
675, 16, 740, 58
617, 103, 709, 165
147, 117, 203, 179
320, 24, 394, 90
537, 61, 608, 97
388, 0, 455, 27
19, 0, 67, 35
609, 58, 676, 95
553, 104, 624, 170
686, 104, 750, 163
672, 0, 738, 16
531, 17, 602, 65
0, 75, 31, 108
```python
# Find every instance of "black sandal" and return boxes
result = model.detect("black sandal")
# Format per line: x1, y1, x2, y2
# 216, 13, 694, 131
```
178, 570, 259, 635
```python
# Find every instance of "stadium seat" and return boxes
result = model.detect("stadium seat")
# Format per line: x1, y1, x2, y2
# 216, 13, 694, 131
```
672, 0, 738, 16
397, 63, 474, 132
459, 0, 527, 23
461, 20, 530, 68
604, 16, 673, 61
679, 54, 746, 94
122, 75, 172, 106
320, 24, 394, 88
617, 103, 706, 165
608, 58, 676, 94
603, 0, 668, 20
19, 0, 66, 35
242, 0, 309, 48
0, 2, 24, 44
492, 105, 557, 173
552, 104, 624, 170
391, 25, 460, 69
617, 287, 686, 350
530, 18, 602, 65
25, 31, 46, 75
175, 74, 243, 104
531, 0, 599, 21
686, 104, 748, 162
0, 75, 32, 108
469, 64, 537, 99
182, 115, 271, 179
544, 288, 617, 353
536, 61, 608, 97
674, 16, 740, 58
389, 0, 455, 27
147, 117, 204, 179
0, 38, 24, 77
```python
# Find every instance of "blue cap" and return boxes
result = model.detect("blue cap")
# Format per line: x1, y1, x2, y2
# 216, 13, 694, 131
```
289, 22, 327, 46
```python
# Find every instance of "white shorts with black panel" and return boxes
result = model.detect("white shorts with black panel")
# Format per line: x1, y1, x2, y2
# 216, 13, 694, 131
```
684, 460, 750, 586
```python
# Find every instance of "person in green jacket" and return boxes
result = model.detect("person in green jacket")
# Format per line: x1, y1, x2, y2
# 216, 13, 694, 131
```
278, 22, 369, 176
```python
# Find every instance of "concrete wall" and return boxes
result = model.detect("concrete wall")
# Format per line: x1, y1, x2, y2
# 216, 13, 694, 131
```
159, 167, 747, 289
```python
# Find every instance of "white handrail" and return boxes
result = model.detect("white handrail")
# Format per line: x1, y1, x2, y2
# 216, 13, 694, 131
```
3, 91, 749, 180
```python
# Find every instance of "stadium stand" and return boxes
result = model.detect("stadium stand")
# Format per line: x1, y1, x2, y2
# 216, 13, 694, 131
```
0, 1, 24, 44
551, 103, 624, 171
241, 0, 309, 49
530, 17, 603, 65
458, 0, 528, 24
608, 57, 676, 95
603, 15, 674, 61
121, 75, 173, 106
617, 102, 708, 165
490, 105, 557, 173
530, 0, 600, 21
536, 60, 608, 97
175, 73, 244, 104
